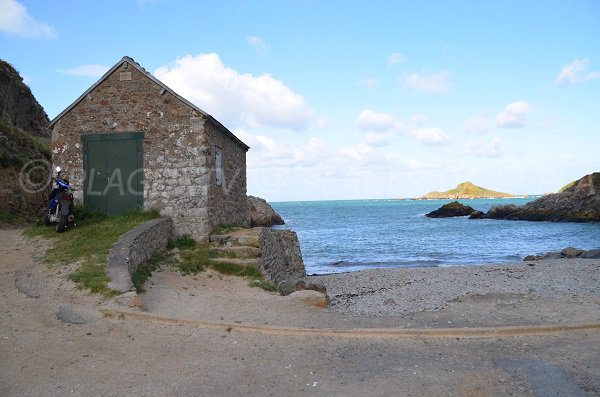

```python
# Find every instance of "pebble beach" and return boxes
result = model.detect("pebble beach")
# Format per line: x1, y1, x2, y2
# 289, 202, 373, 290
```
310, 259, 600, 327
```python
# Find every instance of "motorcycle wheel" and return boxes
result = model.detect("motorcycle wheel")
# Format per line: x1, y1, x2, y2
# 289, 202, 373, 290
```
56, 215, 68, 233
44, 213, 51, 226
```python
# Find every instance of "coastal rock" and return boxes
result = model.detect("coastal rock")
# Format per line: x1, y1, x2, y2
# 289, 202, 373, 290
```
246, 195, 285, 227
523, 247, 598, 261
277, 278, 305, 296
469, 210, 484, 219
560, 247, 585, 258
581, 249, 600, 259
0, 61, 51, 138
288, 290, 329, 309
542, 252, 562, 260
0, 60, 51, 217
426, 201, 476, 218
485, 173, 600, 222
485, 204, 520, 219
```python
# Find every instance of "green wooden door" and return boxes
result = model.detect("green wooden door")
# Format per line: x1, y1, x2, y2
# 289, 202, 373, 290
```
82, 132, 144, 215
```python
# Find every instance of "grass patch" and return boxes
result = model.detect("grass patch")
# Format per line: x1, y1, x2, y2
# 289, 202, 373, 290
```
169, 240, 275, 291
178, 244, 218, 275
26, 207, 160, 297
0, 211, 32, 225
167, 234, 197, 250
249, 279, 277, 292
131, 252, 169, 293
67, 263, 119, 297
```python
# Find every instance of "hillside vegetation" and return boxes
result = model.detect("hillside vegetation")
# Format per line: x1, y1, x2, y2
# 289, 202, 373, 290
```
0, 60, 51, 220
422, 182, 514, 199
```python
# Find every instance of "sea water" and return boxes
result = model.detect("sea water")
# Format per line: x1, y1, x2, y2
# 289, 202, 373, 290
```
271, 198, 600, 275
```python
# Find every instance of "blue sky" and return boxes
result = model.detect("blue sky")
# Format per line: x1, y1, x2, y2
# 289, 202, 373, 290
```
2, 0, 599, 201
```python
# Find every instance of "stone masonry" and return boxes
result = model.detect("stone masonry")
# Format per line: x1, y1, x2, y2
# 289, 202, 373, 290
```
107, 217, 174, 292
259, 228, 306, 288
49, 56, 249, 241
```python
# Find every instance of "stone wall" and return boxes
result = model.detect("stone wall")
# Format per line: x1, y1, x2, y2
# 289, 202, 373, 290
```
107, 217, 174, 292
206, 120, 249, 232
258, 228, 306, 288
50, 59, 248, 241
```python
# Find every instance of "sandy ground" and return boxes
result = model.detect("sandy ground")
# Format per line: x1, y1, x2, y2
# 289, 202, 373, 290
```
1, 225, 600, 396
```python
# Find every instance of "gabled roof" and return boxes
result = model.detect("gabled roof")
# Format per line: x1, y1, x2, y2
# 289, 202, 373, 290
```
49, 56, 249, 150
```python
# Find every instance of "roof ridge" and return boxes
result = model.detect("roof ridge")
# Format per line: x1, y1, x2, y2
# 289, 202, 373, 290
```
49, 56, 248, 150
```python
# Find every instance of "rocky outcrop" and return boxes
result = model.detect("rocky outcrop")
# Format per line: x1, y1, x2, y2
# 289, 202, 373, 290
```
246, 195, 284, 227
485, 173, 600, 222
524, 247, 600, 261
426, 201, 476, 218
469, 210, 484, 219
0, 60, 51, 218
0, 60, 50, 138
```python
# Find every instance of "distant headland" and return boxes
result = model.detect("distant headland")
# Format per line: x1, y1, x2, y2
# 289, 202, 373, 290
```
420, 181, 515, 199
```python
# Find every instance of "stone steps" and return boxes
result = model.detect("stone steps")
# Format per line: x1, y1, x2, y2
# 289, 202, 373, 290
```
212, 246, 261, 258
208, 227, 264, 268
209, 229, 261, 248
211, 257, 260, 267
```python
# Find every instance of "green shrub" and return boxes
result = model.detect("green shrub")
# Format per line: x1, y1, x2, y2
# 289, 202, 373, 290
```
131, 252, 167, 292
167, 234, 197, 250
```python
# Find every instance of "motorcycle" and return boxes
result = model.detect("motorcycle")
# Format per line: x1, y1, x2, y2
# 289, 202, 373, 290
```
45, 166, 75, 233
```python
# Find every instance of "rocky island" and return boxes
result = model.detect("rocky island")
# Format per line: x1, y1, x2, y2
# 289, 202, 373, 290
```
426, 173, 600, 222
421, 181, 514, 199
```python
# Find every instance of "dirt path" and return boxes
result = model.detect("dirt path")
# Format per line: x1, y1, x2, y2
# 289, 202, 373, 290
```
1, 226, 599, 396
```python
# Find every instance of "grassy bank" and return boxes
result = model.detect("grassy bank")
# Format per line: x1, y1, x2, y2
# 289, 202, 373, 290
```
26, 208, 160, 297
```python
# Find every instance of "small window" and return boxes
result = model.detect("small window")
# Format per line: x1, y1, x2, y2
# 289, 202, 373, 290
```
215, 147, 223, 186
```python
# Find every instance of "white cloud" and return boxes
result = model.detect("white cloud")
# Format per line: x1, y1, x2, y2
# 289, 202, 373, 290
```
555, 58, 600, 85
464, 136, 503, 157
246, 35, 270, 55
403, 71, 451, 93
58, 64, 109, 78
463, 113, 492, 134
356, 109, 397, 132
387, 52, 407, 68
239, 129, 379, 171
240, 128, 446, 199
356, 109, 450, 146
365, 131, 394, 147
410, 113, 428, 127
496, 101, 533, 128
412, 127, 451, 146
0, 0, 56, 39
398, 158, 444, 172
155, 53, 316, 131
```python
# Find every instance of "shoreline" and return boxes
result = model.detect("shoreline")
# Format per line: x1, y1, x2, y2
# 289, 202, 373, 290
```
306, 259, 525, 277
309, 258, 600, 327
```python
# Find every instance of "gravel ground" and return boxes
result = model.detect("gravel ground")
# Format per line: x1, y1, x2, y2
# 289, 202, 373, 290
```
2, 226, 600, 396
310, 259, 600, 327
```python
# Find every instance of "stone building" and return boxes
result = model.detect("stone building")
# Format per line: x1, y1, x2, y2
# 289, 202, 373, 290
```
49, 56, 249, 241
